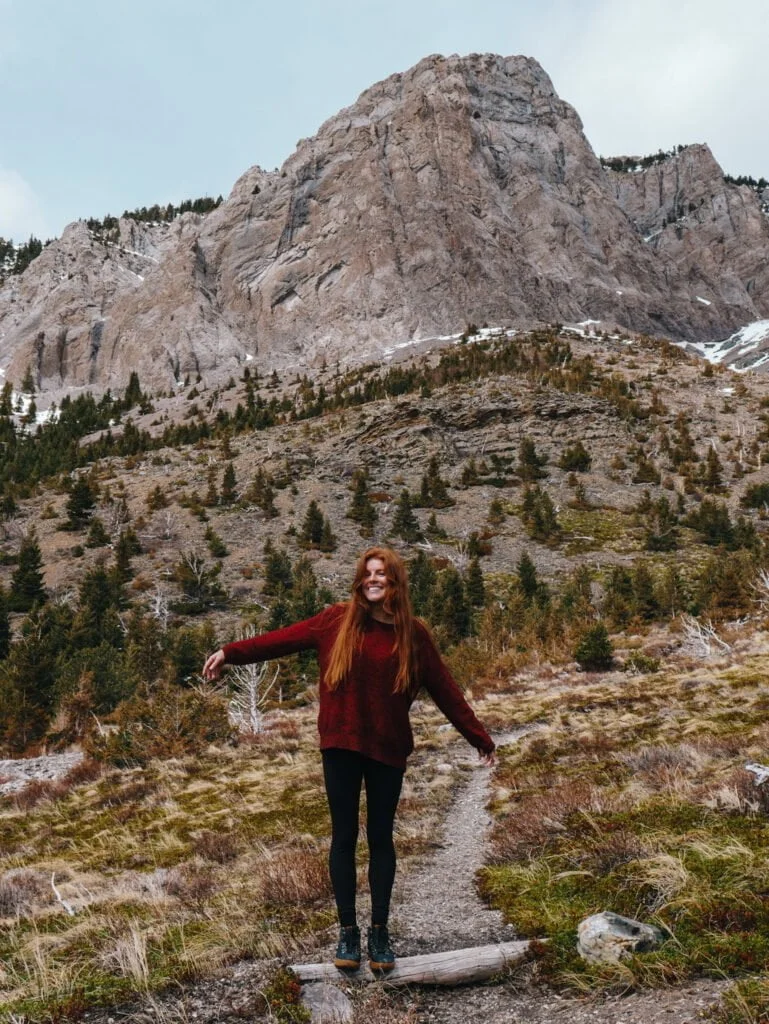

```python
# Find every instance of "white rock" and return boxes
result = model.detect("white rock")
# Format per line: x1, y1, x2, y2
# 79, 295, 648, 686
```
577, 911, 667, 963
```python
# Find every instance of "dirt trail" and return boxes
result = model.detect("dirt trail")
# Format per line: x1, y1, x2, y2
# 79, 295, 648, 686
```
392, 729, 524, 955
388, 729, 729, 1024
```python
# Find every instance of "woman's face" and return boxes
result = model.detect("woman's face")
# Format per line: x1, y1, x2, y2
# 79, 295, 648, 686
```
362, 557, 388, 605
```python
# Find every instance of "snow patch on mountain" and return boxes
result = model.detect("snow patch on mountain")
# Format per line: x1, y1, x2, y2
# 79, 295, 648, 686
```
692, 320, 769, 371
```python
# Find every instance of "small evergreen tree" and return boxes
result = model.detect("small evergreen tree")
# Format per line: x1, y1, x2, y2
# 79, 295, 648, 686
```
263, 542, 293, 595
146, 485, 168, 511
205, 525, 229, 558
9, 529, 46, 612
392, 489, 423, 543
574, 622, 614, 671
517, 437, 548, 482
487, 498, 505, 525
221, 462, 237, 504
465, 557, 485, 607
86, 516, 110, 548
430, 566, 470, 642
517, 551, 540, 603
66, 475, 97, 529
299, 500, 327, 548
246, 468, 278, 517
521, 486, 559, 543
558, 440, 592, 472
319, 518, 337, 553
0, 586, 10, 659
409, 551, 436, 616
701, 445, 725, 493
347, 469, 378, 536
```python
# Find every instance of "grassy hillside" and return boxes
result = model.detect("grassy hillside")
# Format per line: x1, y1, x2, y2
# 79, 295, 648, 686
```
2, 325, 769, 1020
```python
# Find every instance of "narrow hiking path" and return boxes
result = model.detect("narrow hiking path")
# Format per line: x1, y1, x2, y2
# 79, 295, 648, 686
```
391, 728, 525, 956
389, 728, 730, 1024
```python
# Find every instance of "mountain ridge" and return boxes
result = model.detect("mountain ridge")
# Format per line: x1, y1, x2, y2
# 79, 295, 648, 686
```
2, 52, 769, 394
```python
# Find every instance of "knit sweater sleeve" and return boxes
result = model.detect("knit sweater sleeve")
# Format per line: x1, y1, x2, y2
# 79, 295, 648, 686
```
416, 624, 495, 755
221, 605, 337, 665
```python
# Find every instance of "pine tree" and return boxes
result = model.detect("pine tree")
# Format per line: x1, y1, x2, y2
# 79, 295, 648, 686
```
9, 529, 46, 612
86, 516, 110, 548
521, 486, 559, 543
66, 475, 97, 529
517, 437, 548, 482
319, 518, 337, 553
146, 485, 168, 511
603, 566, 633, 628
392, 489, 423, 543
431, 566, 470, 642
417, 456, 453, 508
574, 623, 613, 671
516, 551, 539, 603
246, 468, 278, 517
558, 440, 592, 472
204, 465, 219, 507
299, 500, 326, 547
465, 558, 485, 607
0, 586, 10, 659
347, 469, 377, 535
263, 542, 293, 595
632, 562, 659, 621
221, 462, 237, 504
487, 498, 505, 525
409, 551, 436, 616
425, 511, 446, 539
114, 528, 141, 582
702, 445, 725, 493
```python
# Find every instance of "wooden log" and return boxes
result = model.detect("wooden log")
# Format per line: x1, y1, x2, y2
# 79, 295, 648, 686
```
293, 939, 534, 987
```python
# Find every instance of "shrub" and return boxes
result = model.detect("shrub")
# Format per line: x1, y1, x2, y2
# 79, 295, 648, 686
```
86, 681, 233, 765
558, 441, 592, 472
260, 847, 332, 907
623, 651, 661, 674
574, 623, 613, 671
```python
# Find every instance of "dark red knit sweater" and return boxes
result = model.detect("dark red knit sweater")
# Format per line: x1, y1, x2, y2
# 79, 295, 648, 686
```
221, 603, 494, 769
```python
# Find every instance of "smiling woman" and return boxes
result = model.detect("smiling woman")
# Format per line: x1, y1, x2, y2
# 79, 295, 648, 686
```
202, 545, 495, 973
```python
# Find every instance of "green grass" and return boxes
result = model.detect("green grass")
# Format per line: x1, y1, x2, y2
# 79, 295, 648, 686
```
479, 654, 769, 1000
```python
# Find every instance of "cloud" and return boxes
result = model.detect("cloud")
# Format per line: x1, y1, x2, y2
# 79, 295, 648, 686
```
554, 0, 766, 169
0, 168, 51, 241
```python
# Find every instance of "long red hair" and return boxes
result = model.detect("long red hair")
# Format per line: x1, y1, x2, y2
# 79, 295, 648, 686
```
325, 547, 416, 694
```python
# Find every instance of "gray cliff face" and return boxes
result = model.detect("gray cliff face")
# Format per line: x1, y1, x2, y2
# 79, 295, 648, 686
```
2, 53, 769, 393
607, 145, 769, 322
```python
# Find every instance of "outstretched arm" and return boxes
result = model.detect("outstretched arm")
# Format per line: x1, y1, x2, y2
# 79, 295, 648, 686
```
417, 626, 495, 757
202, 605, 338, 677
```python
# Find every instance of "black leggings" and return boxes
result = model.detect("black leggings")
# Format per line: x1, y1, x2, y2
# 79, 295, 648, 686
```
321, 748, 404, 928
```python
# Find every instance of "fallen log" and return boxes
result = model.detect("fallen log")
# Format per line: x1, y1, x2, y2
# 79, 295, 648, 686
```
293, 939, 535, 987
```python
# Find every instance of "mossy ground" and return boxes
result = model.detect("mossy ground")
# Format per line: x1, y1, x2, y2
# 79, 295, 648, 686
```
0, 704, 461, 1022
478, 648, 769, 1016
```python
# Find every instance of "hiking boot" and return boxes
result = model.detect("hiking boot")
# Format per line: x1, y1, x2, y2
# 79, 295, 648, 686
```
334, 925, 361, 969
367, 924, 395, 971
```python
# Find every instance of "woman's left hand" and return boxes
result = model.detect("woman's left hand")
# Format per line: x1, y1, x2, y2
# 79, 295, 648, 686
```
479, 749, 496, 767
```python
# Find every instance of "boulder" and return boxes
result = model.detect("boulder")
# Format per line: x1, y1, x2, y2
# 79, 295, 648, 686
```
300, 981, 353, 1023
577, 911, 667, 963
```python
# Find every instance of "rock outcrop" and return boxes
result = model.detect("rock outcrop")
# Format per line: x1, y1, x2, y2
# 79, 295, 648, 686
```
2, 53, 769, 394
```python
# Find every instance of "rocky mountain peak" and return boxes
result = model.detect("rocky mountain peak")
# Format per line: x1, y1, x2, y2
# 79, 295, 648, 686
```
2, 53, 769, 395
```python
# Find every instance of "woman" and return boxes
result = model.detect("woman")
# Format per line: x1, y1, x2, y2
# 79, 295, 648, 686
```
203, 546, 495, 972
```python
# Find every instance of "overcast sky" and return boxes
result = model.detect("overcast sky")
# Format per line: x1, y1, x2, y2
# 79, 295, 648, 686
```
0, 0, 765, 241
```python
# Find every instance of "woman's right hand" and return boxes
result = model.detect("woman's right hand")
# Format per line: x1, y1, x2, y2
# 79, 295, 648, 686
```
202, 649, 226, 681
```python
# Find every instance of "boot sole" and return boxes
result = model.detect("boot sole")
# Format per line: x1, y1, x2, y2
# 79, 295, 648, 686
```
334, 958, 361, 970
368, 960, 395, 971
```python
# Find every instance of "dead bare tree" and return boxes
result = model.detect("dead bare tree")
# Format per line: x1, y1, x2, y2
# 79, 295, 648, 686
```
227, 661, 280, 735
680, 614, 732, 658
149, 586, 170, 631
